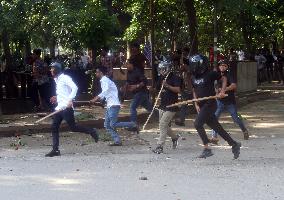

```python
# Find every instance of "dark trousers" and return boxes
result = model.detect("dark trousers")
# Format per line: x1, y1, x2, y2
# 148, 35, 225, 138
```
194, 102, 236, 146
275, 63, 284, 82
266, 63, 273, 82
257, 68, 267, 85
176, 91, 192, 123
51, 108, 94, 150
31, 82, 52, 108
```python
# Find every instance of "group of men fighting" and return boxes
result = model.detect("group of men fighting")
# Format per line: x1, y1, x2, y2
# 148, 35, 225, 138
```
44, 45, 247, 160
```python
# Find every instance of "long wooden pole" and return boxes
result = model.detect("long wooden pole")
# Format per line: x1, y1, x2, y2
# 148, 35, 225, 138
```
142, 72, 170, 131
35, 109, 63, 123
166, 94, 228, 108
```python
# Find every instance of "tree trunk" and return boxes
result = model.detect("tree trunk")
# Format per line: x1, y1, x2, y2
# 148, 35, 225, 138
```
0, 35, 3, 99
105, 0, 113, 15
90, 46, 98, 66
49, 38, 56, 58
106, 0, 131, 31
1, 29, 12, 72
169, 29, 176, 52
282, 29, 284, 49
24, 39, 31, 58
1, 29, 18, 98
240, 10, 253, 56
183, 0, 198, 55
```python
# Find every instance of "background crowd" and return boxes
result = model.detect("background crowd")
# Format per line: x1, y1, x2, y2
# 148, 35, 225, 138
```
1, 44, 284, 113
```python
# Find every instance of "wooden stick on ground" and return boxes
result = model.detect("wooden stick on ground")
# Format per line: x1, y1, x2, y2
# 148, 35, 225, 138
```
35, 109, 63, 124
166, 94, 228, 108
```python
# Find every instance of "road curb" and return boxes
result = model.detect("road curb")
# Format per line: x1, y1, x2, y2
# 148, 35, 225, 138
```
0, 90, 282, 137
0, 113, 149, 138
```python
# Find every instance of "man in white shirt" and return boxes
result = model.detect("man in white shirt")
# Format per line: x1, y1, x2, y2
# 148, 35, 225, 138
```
90, 66, 138, 146
45, 62, 98, 157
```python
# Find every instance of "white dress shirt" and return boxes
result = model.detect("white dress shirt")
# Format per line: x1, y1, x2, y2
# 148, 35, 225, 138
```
54, 73, 78, 110
98, 76, 120, 108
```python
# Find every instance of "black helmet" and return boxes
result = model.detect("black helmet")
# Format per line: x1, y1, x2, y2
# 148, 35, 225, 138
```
188, 54, 209, 76
158, 60, 172, 76
50, 62, 62, 75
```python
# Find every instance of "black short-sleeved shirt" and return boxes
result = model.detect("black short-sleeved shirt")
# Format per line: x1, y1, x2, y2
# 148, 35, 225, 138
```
158, 73, 182, 112
127, 68, 148, 93
129, 53, 147, 71
191, 70, 221, 106
218, 71, 236, 105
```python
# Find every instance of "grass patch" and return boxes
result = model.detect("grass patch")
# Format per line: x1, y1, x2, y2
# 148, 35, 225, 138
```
98, 132, 112, 142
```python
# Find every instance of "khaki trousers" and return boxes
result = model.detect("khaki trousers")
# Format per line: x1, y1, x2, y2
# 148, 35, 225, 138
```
157, 109, 178, 146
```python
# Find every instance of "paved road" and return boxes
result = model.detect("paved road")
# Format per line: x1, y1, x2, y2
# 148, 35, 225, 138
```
0, 95, 284, 200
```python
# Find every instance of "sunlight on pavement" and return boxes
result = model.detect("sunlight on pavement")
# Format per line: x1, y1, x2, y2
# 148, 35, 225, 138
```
254, 122, 284, 128
47, 178, 81, 185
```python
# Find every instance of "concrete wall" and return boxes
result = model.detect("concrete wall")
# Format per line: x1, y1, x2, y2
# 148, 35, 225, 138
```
113, 63, 258, 94
113, 68, 152, 80
237, 61, 257, 93
1, 64, 257, 115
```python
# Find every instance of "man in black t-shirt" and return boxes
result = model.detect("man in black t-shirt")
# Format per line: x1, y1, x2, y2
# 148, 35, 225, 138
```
128, 42, 149, 72
210, 60, 249, 144
189, 54, 241, 159
152, 61, 182, 154
123, 59, 152, 123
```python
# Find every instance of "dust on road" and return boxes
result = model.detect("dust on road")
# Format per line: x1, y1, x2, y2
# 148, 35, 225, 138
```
0, 95, 284, 200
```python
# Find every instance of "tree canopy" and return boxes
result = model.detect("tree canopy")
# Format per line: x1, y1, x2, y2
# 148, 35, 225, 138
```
0, 0, 283, 66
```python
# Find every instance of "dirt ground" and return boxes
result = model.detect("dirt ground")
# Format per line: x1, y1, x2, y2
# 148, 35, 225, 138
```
0, 94, 284, 200
0, 100, 137, 127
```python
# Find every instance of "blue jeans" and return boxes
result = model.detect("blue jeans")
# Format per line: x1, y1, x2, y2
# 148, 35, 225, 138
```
130, 91, 152, 122
104, 106, 137, 143
211, 100, 247, 138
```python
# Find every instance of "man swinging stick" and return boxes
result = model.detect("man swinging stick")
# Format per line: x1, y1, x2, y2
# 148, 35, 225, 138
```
188, 54, 241, 159
45, 62, 99, 157
210, 59, 249, 145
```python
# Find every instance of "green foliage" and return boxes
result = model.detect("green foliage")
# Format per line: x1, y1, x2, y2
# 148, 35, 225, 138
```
0, 0, 120, 53
1, 0, 284, 58
117, 0, 284, 53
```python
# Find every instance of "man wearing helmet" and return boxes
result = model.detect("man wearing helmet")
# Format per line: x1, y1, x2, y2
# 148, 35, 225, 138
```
152, 61, 182, 154
189, 54, 241, 159
45, 62, 99, 157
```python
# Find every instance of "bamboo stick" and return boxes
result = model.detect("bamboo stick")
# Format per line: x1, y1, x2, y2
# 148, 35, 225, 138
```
35, 109, 63, 123
142, 72, 171, 131
166, 94, 228, 108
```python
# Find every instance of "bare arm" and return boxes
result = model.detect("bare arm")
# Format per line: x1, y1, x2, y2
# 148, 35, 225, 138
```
163, 81, 181, 93
191, 87, 200, 113
225, 83, 236, 92
218, 76, 227, 98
